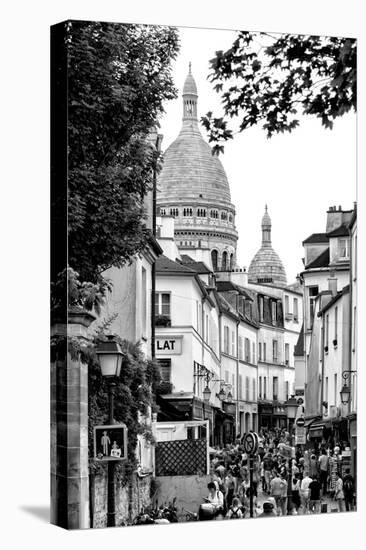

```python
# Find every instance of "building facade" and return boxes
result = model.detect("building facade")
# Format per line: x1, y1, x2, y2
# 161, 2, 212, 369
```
298, 204, 357, 472
155, 66, 304, 440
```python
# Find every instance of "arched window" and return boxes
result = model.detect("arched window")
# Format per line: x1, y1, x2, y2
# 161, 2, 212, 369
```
230, 253, 234, 270
221, 211, 227, 220
211, 250, 218, 271
229, 213, 233, 223
222, 251, 228, 271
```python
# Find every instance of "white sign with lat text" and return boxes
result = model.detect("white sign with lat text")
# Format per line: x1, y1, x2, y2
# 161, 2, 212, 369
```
156, 335, 183, 355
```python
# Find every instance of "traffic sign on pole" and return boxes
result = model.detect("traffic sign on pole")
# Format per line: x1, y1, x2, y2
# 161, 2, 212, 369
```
296, 417, 305, 427
243, 432, 258, 455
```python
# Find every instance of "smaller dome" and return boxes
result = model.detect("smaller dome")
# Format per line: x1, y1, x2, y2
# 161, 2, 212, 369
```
248, 206, 287, 287
183, 63, 198, 96
248, 248, 287, 286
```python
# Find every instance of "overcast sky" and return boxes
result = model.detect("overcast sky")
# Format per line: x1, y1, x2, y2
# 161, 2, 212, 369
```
158, 26, 356, 283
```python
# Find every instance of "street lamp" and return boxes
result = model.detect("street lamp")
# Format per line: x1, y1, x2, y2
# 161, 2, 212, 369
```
96, 335, 124, 527
96, 335, 123, 379
203, 385, 211, 403
226, 391, 233, 403
218, 387, 226, 401
340, 383, 351, 405
286, 396, 298, 420
340, 370, 357, 406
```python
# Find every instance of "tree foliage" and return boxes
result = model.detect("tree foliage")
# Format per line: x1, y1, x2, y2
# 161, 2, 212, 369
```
66, 20, 179, 284
201, 32, 356, 153
87, 336, 162, 473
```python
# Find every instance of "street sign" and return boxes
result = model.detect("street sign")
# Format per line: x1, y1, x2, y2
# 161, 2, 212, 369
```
296, 417, 305, 427
94, 424, 128, 461
295, 426, 306, 445
243, 432, 258, 455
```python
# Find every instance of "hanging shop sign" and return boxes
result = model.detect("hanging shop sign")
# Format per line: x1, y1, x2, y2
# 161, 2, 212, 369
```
156, 335, 183, 355
94, 424, 127, 461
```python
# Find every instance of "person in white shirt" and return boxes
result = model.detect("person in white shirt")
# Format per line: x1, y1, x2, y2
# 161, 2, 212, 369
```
334, 472, 345, 512
300, 473, 312, 514
205, 481, 224, 518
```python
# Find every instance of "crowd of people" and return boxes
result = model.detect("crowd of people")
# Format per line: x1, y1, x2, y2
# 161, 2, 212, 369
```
204, 428, 356, 520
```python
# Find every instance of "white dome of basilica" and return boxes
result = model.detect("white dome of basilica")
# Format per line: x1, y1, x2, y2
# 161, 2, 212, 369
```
157, 64, 238, 272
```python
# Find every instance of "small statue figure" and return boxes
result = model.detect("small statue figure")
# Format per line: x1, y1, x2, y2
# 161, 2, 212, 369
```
101, 430, 111, 456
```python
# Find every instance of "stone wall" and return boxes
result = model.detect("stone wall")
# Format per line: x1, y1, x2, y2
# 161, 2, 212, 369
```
155, 474, 210, 520
92, 470, 153, 528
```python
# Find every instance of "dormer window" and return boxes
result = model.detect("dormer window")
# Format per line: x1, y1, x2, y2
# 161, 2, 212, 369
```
183, 208, 193, 217
169, 208, 179, 217
339, 238, 349, 258
210, 209, 218, 219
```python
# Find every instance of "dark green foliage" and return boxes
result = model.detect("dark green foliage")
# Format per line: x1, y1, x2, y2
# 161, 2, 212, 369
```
65, 20, 179, 284
201, 32, 356, 153
88, 336, 162, 473
51, 267, 112, 317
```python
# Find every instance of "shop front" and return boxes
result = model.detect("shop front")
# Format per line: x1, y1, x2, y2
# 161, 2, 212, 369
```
272, 403, 287, 429
258, 402, 274, 430
348, 413, 357, 479
157, 393, 217, 445
213, 403, 235, 446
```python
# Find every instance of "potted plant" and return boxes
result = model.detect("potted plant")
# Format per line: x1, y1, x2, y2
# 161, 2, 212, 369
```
155, 314, 171, 327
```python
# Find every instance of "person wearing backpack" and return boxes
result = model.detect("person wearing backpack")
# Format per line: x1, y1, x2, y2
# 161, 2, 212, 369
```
343, 469, 355, 511
226, 497, 243, 519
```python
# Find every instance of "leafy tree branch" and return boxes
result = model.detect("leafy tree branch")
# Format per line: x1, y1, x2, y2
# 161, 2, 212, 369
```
201, 31, 356, 153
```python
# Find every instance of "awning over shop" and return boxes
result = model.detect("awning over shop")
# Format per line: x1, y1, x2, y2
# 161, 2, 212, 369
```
309, 421, 326, 438
304, 418, 317, 428
213, 406, 234, 421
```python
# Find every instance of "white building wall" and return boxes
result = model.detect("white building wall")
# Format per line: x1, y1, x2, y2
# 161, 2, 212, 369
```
155, 274, 221, 408
350, 219, 357, 413
303, 270, 349, 345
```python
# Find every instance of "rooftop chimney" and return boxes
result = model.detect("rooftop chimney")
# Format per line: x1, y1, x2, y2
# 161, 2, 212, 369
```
326, 206, 343, 233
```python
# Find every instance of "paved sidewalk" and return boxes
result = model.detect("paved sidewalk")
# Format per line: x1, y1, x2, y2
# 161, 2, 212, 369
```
255, 485, 341, 516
